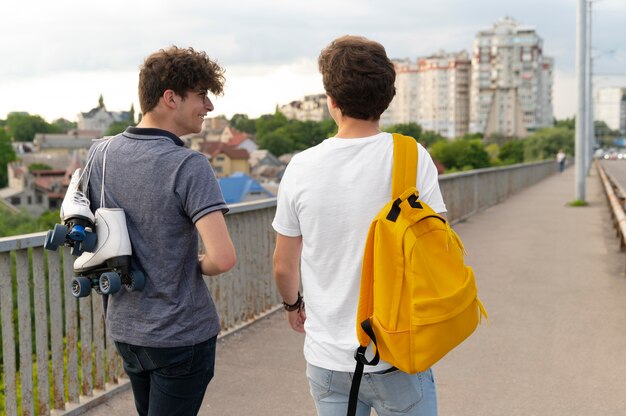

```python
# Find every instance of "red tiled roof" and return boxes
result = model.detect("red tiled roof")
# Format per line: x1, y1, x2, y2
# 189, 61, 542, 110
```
228, 130, 253, 146
200, 141, 249, 160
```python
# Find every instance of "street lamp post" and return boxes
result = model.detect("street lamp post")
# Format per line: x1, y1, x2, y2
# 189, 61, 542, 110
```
585, 0, 593, 174
576, 0, 587, 201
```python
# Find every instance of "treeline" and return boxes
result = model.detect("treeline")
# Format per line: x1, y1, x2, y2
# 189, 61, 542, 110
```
0, 206, 59, 238
231, 111, 582, 172
230, 112, 337, 156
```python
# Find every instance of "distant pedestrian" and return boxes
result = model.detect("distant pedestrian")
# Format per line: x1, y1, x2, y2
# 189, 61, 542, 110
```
86, 46, 236, 416
557, 149, 566, 173
272, 35, 443, 416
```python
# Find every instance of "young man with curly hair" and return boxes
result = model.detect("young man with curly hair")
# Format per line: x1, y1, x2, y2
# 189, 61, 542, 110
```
86, 46, 236, 415
273, 36, 445, 415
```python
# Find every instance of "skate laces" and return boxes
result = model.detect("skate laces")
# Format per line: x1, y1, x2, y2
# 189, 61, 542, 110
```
81, 137, 114, 209
72, 189, 91, 207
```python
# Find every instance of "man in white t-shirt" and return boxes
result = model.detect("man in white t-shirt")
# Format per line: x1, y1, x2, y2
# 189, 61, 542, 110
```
272, 35, 445, 416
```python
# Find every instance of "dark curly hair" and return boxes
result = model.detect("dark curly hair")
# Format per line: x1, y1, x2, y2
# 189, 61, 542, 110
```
138, 46, 225, 114
318, 35, 396, 121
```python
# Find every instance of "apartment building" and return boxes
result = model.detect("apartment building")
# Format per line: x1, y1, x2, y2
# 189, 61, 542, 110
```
594, 87, 626, 132
469, 17, 554, 137
279, 94, 330, 122
381, 54, 470, 139
381, 59, 419, 127
417, 51, 471, 138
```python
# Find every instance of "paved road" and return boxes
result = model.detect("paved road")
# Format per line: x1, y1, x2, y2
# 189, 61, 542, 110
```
81, 164, 626, 415
600, 159, 626, 190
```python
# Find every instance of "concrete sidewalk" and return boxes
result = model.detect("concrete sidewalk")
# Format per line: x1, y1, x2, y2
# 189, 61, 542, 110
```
84, 166, 626, 415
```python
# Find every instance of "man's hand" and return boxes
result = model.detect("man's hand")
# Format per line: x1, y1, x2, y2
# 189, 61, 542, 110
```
287, 307, 306, 333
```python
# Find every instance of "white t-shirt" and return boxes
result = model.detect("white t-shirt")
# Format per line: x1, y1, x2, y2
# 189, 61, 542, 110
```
272, 132, 447, 372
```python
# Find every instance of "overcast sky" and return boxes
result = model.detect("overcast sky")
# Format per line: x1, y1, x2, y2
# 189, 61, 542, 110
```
1, 0, 625, 123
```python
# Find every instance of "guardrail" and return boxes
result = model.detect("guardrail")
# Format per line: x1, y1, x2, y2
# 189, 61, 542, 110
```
440, 160, 557, 224
0, 201, 280, 416
596, 161, 626, 265
0, 160, 559, 415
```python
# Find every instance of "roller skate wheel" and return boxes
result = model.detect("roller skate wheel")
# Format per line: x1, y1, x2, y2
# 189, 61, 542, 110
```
44, 230, 57, 251
125, 270, 146, 292
72, 276, 93, 298
99, 272, 122, 295
48, 224, 68, 249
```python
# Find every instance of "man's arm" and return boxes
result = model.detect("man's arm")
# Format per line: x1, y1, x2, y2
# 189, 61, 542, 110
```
273, 233, 306, 332
196, 210, 236, 276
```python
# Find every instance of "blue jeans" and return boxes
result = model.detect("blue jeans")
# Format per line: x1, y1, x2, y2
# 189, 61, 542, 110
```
306, 363, 437, 416
115, 336, 217, 416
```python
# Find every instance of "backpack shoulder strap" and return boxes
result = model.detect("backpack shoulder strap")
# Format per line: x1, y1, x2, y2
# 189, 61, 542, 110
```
391, 133, 418, 198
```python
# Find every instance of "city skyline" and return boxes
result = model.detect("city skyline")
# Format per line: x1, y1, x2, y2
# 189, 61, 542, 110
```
1, 0, 625, 124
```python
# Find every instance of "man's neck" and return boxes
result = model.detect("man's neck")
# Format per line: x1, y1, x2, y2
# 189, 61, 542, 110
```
136, 113, 180, 137
334, 116, 381, 139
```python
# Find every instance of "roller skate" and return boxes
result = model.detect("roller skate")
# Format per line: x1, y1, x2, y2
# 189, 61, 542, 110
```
44, 168, 97, 256
71, 208, 145, 298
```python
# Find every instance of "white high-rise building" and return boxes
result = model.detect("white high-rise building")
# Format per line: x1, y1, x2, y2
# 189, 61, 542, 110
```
381, 54, 470, 139
381, 59, 419, 126
469, 17, 554, 137
594, 87, 626, 132
417, 51, 471, 138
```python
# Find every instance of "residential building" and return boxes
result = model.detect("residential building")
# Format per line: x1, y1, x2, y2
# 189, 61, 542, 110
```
417, 51, 471, 138
381, 59, 419, 126
77, 103, 132, 135
469, 17, 554, 137
1, 152, 82, 216
218, 173, 275, 204
381, 54, 470, 139
594, 87, 626, 132
33, 130, 100, 153
219, 126, 258, 154
249, 149, 285, 179
199, 141, 250, 177
279, 94, 330, 122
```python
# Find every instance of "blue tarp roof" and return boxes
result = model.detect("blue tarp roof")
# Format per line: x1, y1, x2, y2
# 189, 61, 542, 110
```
218, 173, 274, 204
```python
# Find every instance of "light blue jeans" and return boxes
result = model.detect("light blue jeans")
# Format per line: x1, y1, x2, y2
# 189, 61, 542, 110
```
306, 363, 437, 416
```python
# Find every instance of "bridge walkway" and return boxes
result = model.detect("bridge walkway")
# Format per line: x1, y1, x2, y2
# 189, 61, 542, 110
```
85, 165, 626, 415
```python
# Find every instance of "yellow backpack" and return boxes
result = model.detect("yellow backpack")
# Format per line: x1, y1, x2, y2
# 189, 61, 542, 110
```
348, 133, 487, 415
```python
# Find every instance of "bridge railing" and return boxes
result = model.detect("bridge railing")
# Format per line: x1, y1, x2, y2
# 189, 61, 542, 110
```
0, 160, 557, 415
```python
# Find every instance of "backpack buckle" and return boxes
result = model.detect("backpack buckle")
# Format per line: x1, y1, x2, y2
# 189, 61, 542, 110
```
386, 198, 402, 222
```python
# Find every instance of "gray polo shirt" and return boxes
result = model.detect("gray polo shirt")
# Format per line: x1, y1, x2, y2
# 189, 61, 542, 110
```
87, 127, 228, 347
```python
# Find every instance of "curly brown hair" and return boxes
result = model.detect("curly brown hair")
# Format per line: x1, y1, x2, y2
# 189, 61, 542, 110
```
318, 35, 395, 121
138, 46, 225, 114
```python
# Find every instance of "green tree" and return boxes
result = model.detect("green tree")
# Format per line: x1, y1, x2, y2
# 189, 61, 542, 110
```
28, 163, 53, 173
0, 129, 17, 187
98, 94, 105, 108
258, 130, 293, 156
230, 113, 257, 134
554, 117, 575, 130
52, 118, 77, 133
255, 112, 289, 138
429, 139, 491, 171
0, 206, 59, 237
499, 139, 525, 165
523, 127, 574, 161
105, 121, 132, 136
419, 130, 446, 148
457, 132, 484, 141
5, 113, 59, 142
384, 122, 423, 139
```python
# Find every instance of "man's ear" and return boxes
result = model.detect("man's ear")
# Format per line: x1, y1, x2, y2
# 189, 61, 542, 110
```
162, 89, 178, 109
327, 95, 338, 109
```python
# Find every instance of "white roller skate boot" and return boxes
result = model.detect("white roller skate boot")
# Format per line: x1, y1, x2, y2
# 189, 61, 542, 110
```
72, 208, 145, 298
44, 168, 97, 255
